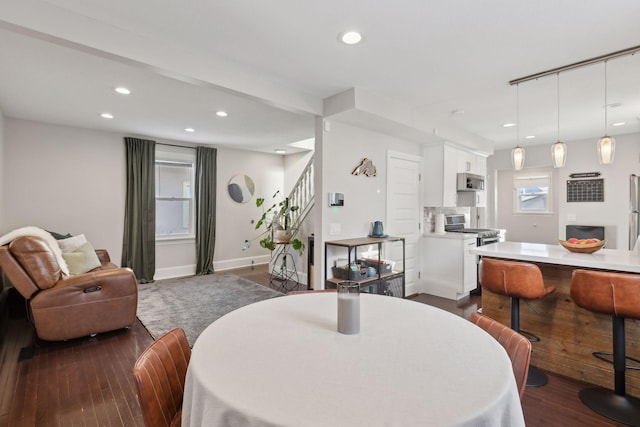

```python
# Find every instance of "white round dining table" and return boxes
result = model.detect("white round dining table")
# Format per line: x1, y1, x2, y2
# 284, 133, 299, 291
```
182, 293, 525, 427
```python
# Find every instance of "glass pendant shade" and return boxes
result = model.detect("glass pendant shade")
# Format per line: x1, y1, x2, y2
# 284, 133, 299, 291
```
597, 135, 615, 164
551, 141, 567, 168
511, 146, 525, 170
597, 61, 615, 165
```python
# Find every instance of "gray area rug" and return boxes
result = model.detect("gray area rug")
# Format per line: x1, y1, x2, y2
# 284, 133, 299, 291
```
137, 273, 283, 346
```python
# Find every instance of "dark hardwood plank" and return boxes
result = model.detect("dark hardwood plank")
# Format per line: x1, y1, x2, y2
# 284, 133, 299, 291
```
0, 266, 632, 426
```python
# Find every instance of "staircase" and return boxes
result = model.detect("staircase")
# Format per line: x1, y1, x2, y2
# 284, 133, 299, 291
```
270, 155, 315, 284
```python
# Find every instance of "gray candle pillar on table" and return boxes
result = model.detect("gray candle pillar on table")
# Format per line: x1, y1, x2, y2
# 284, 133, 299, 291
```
337, 281, 360, 334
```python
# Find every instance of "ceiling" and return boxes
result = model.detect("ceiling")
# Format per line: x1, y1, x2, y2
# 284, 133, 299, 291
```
1, 0, 640, 153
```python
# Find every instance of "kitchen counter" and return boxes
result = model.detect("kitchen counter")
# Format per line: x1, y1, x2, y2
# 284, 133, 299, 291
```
473, 240, 640, 395
470, 241, 640, 273
423, 231, 478, 239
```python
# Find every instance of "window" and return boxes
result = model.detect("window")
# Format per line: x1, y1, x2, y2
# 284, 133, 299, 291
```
155, 147, 195, 239
513, 169, 553, 214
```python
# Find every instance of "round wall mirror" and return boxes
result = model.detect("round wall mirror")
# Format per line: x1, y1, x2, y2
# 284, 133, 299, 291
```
228, 174, 255, 203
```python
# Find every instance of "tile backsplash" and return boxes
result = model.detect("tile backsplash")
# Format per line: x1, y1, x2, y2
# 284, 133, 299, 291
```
423, 207, 470, 232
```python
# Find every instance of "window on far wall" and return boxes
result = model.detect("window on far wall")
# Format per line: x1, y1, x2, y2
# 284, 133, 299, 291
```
513, 169, 553, 214
155, 146, 196, 240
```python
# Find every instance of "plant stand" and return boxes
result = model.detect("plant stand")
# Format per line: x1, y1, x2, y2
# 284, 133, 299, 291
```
269, 244, 300, 293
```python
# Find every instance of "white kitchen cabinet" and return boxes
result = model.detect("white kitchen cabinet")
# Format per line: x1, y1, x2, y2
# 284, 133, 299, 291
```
475, 155, 487, 176
421, 234, 477, 300
457, 150, 475, 173
457, 150, 487, 176
424, 144, 488, 208
456, 150, 487, 208
457, 190, 486, 208
423, 144, 458, 207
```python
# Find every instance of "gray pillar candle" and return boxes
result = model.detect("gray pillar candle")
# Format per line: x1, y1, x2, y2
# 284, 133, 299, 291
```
337, 281, 360, 334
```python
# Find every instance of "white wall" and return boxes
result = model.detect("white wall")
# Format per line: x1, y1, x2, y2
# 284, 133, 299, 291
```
487, 132, 640, 248
316, 120, 421, 286
494, 167, 560, 244
3, 118, 126, 262
322, 121, 420, 238
214, 148, 285, 271
0, 110, 5, 229
2, 118, 294, 279
284, 151, 313, 195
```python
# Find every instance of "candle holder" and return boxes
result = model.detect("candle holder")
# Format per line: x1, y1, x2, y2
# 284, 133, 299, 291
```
337, 281, 360, 334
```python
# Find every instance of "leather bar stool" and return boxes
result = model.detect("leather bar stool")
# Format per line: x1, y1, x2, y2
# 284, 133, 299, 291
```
570, 269, 640, 426
479, 257, 556, 387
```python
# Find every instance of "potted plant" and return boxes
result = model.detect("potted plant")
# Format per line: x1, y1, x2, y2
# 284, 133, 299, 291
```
243, 191, 305, 255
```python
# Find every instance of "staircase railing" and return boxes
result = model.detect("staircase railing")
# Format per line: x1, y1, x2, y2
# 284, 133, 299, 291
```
271, 155, 315, 267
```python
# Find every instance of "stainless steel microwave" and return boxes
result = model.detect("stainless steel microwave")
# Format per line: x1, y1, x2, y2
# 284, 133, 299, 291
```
457, 172, 484, 191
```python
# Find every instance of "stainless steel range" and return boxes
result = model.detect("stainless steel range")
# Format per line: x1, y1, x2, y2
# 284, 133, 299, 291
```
444, 214, 500, 246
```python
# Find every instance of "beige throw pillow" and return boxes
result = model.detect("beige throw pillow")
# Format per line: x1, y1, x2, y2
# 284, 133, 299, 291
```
61, 242, 101, 275
58, 234, 88, 253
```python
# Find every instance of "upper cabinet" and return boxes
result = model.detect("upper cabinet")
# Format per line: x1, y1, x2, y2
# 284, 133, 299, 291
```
457, 150, 487, 176
424, 145, 458, 207
424, 144, 488, 208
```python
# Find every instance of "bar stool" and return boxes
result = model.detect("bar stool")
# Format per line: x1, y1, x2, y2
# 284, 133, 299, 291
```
479, 257, 556, 387
570, 269, 640, 426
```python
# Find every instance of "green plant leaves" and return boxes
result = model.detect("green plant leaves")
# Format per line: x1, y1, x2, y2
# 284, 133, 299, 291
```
248, 191, 305, 255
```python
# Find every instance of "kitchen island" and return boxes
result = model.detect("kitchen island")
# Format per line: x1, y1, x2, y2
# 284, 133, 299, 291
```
471, 241, 640, 396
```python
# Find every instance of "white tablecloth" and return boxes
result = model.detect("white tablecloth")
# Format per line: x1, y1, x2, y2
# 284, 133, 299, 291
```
183, 293, 525, 427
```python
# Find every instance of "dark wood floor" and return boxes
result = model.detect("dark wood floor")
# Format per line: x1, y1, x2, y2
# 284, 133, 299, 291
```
0, 265, 627, 426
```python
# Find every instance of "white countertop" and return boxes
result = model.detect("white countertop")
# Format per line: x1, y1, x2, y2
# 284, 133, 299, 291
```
471, 241, 640, 274
423, 231, 478, 239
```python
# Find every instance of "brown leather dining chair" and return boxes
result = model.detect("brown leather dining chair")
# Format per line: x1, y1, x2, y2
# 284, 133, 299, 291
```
133, 328, 191, 427
470, 312, 532, 401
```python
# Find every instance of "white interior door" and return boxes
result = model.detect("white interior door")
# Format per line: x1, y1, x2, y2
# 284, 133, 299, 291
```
386, 151, 422, 297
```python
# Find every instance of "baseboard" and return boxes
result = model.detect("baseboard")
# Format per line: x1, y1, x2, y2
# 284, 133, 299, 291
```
404, 282, 419, 298
421, 280, 468, 301
214, 255, 271, 272
154, 265, 196, 280
154, 255, 307, 282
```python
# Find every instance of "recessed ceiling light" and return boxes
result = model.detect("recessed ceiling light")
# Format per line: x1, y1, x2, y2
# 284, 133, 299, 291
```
339, 31, 362, 45
274, 149, 287, 154
450, 109, 465, 116
184, 128, 195, 133
100, 113, 114, 119
612, 122, 626, 127
525, 135, 536, 139
605, 102, 622, 109
503, 123, 516, 128
216, 111, 228, 117
114, 87, 130, 95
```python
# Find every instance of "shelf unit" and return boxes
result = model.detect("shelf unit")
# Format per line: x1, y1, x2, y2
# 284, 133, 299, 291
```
324, 236, 405, 298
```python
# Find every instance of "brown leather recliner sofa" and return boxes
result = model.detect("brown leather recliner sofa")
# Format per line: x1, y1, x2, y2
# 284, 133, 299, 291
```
0, 236, 138, 341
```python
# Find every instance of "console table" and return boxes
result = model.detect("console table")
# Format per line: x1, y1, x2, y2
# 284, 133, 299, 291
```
324, 236, 405, 297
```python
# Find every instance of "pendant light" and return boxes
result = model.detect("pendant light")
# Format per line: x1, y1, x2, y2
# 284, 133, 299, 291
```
551, 73, 567, 168
511, 83, 525, 170
597, 60, 615, 164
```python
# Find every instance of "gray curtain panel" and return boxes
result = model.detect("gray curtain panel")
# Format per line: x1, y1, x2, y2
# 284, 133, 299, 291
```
122, 137, 156, 283
195, 146, 217, 275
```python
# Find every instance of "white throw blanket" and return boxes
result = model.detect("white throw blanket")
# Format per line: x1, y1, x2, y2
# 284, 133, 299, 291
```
0, 226, 70, 277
